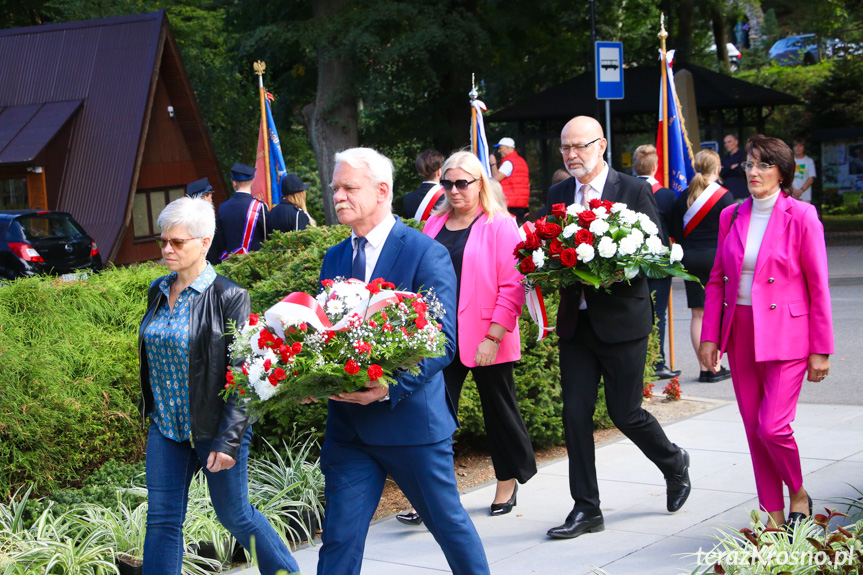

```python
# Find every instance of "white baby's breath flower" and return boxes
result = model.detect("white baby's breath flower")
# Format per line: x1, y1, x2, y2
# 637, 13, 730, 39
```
575, 243, 595, 263
618, 236, 638, 256
670, 243, 684, 263
645, 235, 664, 254
566, 203, 585, 216
598, 236, 617, 258
589, 218, 610, 235
562, 223, 580, 239
532, 249, 546, 269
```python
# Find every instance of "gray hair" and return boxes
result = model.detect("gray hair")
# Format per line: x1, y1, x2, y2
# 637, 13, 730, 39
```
333, 147, 394, 204
157, 197, 216, 241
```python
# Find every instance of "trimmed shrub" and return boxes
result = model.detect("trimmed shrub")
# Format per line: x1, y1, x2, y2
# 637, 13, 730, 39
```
0, 264, 163, 497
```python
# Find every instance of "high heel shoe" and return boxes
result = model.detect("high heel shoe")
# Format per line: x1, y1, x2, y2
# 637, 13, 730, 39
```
786, 493, 813, 533
490, 482, 518, 516
396, 510, 423, 526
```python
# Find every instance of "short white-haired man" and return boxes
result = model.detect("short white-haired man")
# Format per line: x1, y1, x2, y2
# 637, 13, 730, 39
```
312, 147, 490, 575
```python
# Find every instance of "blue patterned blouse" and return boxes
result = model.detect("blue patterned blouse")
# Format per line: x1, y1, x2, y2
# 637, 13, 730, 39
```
143, 264, 217, 442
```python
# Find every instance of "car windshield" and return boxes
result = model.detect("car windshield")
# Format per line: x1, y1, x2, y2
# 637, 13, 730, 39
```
9, 214, 86, 242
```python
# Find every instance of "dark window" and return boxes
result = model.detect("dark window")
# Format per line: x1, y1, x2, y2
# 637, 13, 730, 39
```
132, 187, 184, 239
0, 177, 29, 210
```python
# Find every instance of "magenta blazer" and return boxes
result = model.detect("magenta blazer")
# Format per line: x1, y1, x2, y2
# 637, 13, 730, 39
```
423, 209, 525, 368
701, 193, 834, 362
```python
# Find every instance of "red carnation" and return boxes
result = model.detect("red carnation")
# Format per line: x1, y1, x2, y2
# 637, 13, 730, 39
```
344, 359, 360, 375
548, 238, 564, 256
574, 229, 595, 246
382, 322, 393, 332
258, 330, 276, 349
368, 320, 378, 328
538, 222, 562, 240
263, 359, 272, 371
292, 342, 303, 354
279, 345, 292, 363
241, 363, 248, 376
321, 279, 334, 288
226, 370, 235, 383
274, 367, 286, 381
523, 231, 542, 251
415, 316, 429, 329
367, 364, 384, 381
577, 210, 597, 228
248, 313, 259, 326
366, 282, 381, 295
519, 257, 537, 273
412, 300, 428, 315
551, 203, 568, 220
299, 323, 308, 331
355, 341, 372, 354
560, 248, 578, 267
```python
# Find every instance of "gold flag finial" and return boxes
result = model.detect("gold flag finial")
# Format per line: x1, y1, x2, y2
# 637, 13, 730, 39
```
253, 60, 266, 76
658, 13, 668, 42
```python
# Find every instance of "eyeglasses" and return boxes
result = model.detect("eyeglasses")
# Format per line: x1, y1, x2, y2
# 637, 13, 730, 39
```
741, 161, 776, 171
559, 138, 601, 154
157, 237, 199, 250
440, 178, 477, 191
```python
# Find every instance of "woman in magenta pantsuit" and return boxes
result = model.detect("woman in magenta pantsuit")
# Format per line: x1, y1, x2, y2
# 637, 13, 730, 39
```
699, 135, 834, 531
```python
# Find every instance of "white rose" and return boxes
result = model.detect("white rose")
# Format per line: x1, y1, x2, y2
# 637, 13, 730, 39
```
670, 243, 684, 263
532, 248, 546, 269
576, 243, 595, 263
598, 236, 617, 258
619, 209, 639, 225
562, 223, 580, 239
618, 236, 638, 256
589, 218, 610, 236
594, 206, 609, 219
610, 202, 627, 213
629, 228, 645, 247
638, 216, 659, 236
566, 203, 584, 216
645, 235, 664, 254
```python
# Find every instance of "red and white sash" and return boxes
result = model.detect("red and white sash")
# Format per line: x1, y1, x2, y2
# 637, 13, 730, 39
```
414, 184, 445, 222
682, 183, 727, 238
220, 198, 265, 261
643, 175, 663, 193
518, 221, 553, 341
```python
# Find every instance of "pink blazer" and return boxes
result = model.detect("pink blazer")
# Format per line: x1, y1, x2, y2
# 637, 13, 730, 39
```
423, 210, 525, 368
701, 193, 834, 362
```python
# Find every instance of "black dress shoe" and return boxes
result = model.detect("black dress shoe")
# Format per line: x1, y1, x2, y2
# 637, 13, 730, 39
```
653, 366, 682, 380
786, 493, 813, 533
396, 511, 423, 526
546, 507, 604, 539
490, 482, 518, 516
666, 449, 692, 512
699, 367, 731, 383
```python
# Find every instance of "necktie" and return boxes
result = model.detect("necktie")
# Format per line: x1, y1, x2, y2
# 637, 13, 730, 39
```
352, 236, 367, 281
580, 183, 592, 209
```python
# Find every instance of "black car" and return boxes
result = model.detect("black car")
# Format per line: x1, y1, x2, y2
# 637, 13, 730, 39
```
0, 210, 102, 280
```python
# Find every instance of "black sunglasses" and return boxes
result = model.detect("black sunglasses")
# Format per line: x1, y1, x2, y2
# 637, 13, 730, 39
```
440, 178, 477, 191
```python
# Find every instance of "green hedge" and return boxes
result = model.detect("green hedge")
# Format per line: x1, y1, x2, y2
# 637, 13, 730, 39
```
1, 223, 662, 495
0, 264, 163, 497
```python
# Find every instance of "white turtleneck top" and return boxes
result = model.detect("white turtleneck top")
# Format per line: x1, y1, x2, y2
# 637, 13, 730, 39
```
737, 189, 782, 305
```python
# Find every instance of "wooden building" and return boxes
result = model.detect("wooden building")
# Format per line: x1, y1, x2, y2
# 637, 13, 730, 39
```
0, 10, 226, 264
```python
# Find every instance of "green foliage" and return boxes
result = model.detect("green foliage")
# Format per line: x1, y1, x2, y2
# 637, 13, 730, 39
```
0, 264, 163, 497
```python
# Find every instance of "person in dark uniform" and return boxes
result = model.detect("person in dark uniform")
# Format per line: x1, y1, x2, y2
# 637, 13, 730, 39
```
632, 144, 680, 381
212, 163, 267, 262
269, 174, 315, 233
401, 149, 445, 221
720, 134, 748, 201
185, 178, 214, 202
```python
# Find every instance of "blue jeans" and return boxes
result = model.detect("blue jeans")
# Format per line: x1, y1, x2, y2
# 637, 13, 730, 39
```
143, 422, 300, 575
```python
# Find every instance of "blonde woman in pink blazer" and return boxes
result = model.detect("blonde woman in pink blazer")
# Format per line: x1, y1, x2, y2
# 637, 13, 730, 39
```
397, 151, 536, 525
699, 135, 833, 533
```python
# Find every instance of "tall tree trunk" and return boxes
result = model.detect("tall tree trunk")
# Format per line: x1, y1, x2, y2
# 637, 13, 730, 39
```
676, 0, 695, 63
708, 0, 730, 73
303, 0, 358, 226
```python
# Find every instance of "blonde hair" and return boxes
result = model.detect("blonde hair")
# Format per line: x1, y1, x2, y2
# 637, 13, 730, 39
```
632, 145, 659, 177
283, 191, 317, 227
687, 150, 722, 208
433, 151, 508, 221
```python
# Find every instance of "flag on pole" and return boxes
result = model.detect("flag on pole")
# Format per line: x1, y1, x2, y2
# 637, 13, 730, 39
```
470, 99, 492, 177
653, 50, 696, 195
251, 93, 288, 205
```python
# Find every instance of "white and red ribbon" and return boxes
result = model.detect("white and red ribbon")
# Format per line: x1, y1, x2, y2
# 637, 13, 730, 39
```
414, 184, 445, 222
518, 221, 553, 341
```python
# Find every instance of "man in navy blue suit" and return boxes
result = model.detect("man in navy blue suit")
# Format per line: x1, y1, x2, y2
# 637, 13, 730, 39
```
314, 147, 489, 575
212, 163, 268, 261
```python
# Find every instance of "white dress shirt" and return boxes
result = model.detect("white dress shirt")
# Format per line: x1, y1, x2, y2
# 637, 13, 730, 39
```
351, 214, 396, 282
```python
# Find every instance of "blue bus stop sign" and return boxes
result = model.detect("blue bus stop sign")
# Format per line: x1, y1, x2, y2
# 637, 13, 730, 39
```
595, 41, 624, 100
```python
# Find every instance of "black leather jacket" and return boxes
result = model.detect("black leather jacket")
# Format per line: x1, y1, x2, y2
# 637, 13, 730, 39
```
138, 273, 251, 460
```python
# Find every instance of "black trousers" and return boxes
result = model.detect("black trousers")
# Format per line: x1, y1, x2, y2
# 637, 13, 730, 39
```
444, 354, 537, 484
647, 276, 672, 369
559, 311, 682, 512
